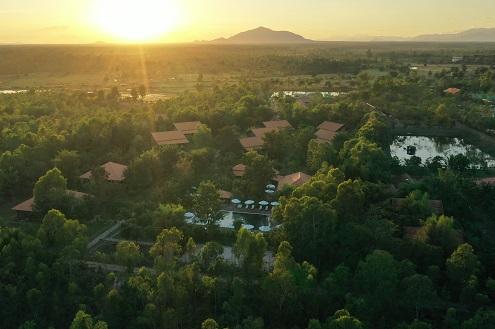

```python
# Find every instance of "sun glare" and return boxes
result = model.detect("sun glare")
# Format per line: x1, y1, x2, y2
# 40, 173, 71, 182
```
92, 0, 182, 42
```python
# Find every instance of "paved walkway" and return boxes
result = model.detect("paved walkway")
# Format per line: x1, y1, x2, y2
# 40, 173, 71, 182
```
87, 221, 123, 250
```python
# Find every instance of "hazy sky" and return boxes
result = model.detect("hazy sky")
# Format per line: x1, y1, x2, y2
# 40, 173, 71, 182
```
1, 0, 494, 43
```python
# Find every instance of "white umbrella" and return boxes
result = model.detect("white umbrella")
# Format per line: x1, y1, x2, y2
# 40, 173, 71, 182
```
265, 189, 275, 194
184, 212, 195, 219
244, 200, 255, 205
266, 184, 276, 190
259, 226, 271, 232
271, 201, 280, 207
231, 199, 241, 204
242, 224, 254, 230
259, 201, 269, 206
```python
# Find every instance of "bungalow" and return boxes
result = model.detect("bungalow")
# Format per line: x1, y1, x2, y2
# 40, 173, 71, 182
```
275, 172, 312, 191
314, 120, 345, 143
444, 88, 461, 95
174, 121, 203, 135
251, 127, 280, 138
476, 177, 495, 186
218, 190, 233, 201
232, 164, 247, 177
152, 131, 189, 146
314, 129, 338, 143
12, 190, 88, 218
80, 162, 128, 182
318, 121, 345, 132
263, 120, 293, 129
239, 137, 264, 151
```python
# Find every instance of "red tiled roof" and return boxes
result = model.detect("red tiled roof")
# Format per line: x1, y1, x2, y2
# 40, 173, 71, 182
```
12, 190, 88, 213
233, 164, 247, 177
240, 137, 264, 151
314, 129, 338, 143
218, 190, 233, 200
263, 120, 293, 129
477, 177, 495, 186
444, 88, 461, 95
80, 162, 128, 182
12, 197, 35, 212
152, 131, 189, 145
276, 172, 312, 190
251, 127, 280, 138
174, 121, 203, 134
318, 121, 345, 132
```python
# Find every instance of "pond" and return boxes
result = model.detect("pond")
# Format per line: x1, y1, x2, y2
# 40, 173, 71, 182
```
271, 91, 346, 98
390, 136, 495, 167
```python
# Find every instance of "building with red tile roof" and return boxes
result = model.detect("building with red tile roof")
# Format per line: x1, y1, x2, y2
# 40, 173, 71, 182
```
276, 172, 312, 190
251, 127, 280, 138
80, 162, 128, 182
12, 190, 88, 214
239, 137, 264, 151
444, 88, 461, 95
218, 190, 233, 200
318, 121, 345, 132
476, 177, 495, 186
232, 164, 247, 177
314, 129, 338, 143
174, 121, 203, 134
152, 131, 189, 145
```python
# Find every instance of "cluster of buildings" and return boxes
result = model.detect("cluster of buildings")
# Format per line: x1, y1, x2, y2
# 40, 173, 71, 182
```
239, 120, 293, 151
12, 161, 128, 217
239, 119, 345, 151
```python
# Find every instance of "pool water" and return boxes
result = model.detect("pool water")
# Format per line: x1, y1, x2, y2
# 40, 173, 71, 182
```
218, 211, 269, 229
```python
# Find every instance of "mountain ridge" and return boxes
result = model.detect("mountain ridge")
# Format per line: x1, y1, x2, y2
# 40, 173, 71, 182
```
206, 26, 313, 44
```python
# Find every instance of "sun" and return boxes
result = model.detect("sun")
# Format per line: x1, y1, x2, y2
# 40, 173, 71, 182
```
92, 0, 182, 42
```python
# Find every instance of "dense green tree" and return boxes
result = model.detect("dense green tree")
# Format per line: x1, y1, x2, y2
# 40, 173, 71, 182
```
53, 150, 81, 182
149, 227, 183, 270
70, 310, 108, 329
115, 241, 141, 270
446, 244, 480, 286
234, 228, 267, 277
192, 180, 223, 226
33, 167, 67, 214
241, 151, 275, 198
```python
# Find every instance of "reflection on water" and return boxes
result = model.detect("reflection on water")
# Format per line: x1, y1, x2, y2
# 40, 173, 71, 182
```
391, 136, 495, 167
0, 90, 28, 94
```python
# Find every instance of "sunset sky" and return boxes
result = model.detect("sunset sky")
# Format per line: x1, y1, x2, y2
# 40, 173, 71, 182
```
1, 0, 494, 43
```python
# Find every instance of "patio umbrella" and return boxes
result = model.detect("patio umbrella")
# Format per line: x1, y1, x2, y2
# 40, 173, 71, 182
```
266, 184, 276, 190
244, 200, 255, 205
231, 199, 241, 204
271, 201, 280, 207
259, 201, 269, 206
259, 226, 272, 232
242, 224, 255, 230
184, 212, 195, 224
265, 189, 275, 194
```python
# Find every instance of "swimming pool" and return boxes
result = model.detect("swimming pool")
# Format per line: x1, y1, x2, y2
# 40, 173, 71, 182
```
218, 211, 270, 230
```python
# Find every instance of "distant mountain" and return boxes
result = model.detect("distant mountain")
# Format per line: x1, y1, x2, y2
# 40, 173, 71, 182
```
412, 28, 495, 42
209, 27, 313, 44
320, 28, 495, 42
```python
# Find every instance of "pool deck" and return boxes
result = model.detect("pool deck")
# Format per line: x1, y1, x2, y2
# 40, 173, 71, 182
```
222, 205, 272, 216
